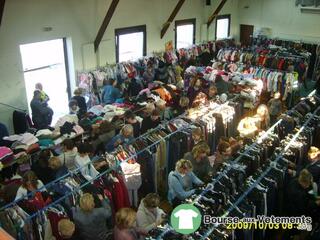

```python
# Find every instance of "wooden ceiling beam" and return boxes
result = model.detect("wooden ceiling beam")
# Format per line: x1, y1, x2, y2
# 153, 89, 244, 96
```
0, 0, 5, 27
207, 0, 228, 28
94, 0, 120, 52
160, 0, 186, 39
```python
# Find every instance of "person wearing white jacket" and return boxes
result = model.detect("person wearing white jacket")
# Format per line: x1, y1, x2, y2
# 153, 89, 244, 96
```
136, 193, 166, 233
74, 143, 99, 182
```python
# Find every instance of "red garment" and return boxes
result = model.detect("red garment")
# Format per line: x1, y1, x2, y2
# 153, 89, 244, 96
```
258, 56, 265, 66
112, 174, 130, 211
26, 143, 40, 154
4, 178, 22, 186
20, 192, 52, 213
278, 58, 285, 70
47, 211, 69, 240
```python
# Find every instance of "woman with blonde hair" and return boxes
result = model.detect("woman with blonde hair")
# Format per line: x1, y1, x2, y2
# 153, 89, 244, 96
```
105, 124, 134, 151
72, 193, 111, 240
114, 208, 140, 240
58, 219, 76, 239
48, 156, 68, 180
45, 218, 76, 240
168, 159, 203, 207
255, 104, 270, 129
238, 104, 270, 137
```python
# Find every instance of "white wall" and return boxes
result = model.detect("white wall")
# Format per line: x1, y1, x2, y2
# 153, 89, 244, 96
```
204, 0, 240, 42
238, 0, 320, 42
0, 0, 211, 133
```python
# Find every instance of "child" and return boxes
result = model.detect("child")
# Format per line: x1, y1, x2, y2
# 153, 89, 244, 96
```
69, 100, 79, 115
35, 83, 50, 103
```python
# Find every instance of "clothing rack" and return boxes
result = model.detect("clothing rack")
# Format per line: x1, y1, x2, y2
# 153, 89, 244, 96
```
202, 105, 320, 239
0, 119, 179, 211
82, 40, 217, 73
24, 124, 191, 222
193, 118, 283, 204
127, 111, 187, 146
155, 118, 284, 240
260, 36, 320, 45
131, 94, 239, 146
1, 94, 236, 211
241, 48, 308, 61
0, 146, 97, 211
194, 87, 316, 204
249, 65, 294, 74
154, 90, 318, 240
20, 97, 238, 222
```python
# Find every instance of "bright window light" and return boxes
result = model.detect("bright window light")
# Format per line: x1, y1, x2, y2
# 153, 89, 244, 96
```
216, 17, 230, 39
118, 32, 144, 62
20, 39, 64, 71
176, 24, 194, 49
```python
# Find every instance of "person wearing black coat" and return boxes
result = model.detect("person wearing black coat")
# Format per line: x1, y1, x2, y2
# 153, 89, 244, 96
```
141, 109, 161, 134
31, 149, 55, 185
124, 110, 140, 138
285, 169, 320, 239
305, 146, 320, 190
30, 90, 53, 129
316, 75, 320, 95
286, 169, 320, 218
127, 78, 142, 97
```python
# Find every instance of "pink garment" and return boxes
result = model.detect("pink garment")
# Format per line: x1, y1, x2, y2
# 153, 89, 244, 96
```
0, 146, 13, 160
73, 125, 84, 135
138, 88, 151, 96
112, 103, 134, 109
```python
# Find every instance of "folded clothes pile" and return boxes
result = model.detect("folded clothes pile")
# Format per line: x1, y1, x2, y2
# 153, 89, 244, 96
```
0, 146, 14, 165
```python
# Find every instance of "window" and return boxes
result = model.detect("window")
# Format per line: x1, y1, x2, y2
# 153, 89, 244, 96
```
115, 25, 146, 63
19, 39, 71, 124
215, 15, 231, 40
175, 19, 196, 49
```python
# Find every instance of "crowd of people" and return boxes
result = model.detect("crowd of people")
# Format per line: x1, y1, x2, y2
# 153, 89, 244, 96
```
1, 61, 318, 240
